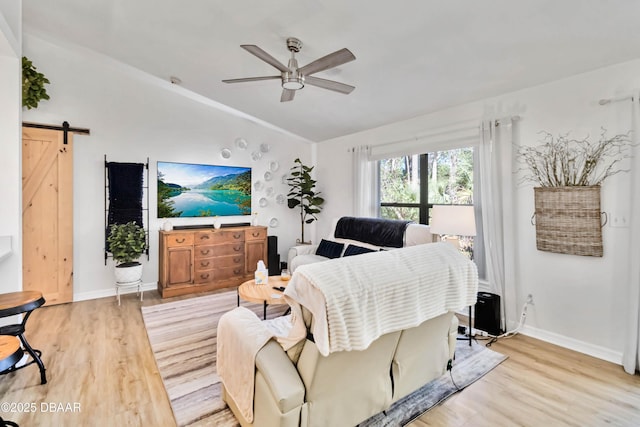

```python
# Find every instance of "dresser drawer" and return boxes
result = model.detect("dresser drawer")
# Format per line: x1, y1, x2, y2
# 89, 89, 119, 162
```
194, 231, 215, 245
165, 233, 194, 247
246, 227, 267, 241
194, 270, 215, 284
194, 257, 215, 272
194, 245, 216, 259
213, 230, 246, 244
210, 243, 245, 256
215, 265, 245, 280
214, 254, 244, 268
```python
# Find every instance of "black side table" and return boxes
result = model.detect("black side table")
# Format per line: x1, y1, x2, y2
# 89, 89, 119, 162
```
0, 291, 47, 384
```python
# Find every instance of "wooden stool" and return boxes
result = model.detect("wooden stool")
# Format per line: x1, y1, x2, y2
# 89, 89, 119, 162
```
0, 336, 23, 426
0, 291, 47, 384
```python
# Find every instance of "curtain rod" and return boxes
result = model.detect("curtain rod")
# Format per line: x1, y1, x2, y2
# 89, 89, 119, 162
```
598, 94, 635, 105
357, 115, 520, 153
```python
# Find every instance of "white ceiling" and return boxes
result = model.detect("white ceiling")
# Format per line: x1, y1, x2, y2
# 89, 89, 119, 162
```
22, 0, 640, 142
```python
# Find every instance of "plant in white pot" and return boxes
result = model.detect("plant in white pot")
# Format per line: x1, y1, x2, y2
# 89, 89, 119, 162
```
107, 222, 147, 283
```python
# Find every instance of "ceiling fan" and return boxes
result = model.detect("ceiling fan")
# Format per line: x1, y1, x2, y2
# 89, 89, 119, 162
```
222, 37, 356, 102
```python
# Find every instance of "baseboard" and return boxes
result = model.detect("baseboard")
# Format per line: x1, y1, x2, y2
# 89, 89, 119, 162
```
73, 282, 158, 302
520, 324, 623, 366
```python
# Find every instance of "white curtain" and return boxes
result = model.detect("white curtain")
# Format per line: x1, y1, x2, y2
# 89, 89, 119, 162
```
623, 95, 640, 374
478, 119, 516, 330
350, 145, 379, 217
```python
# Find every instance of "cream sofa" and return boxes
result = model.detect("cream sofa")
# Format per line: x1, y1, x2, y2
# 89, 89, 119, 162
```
287, 216, 433, 271
219, 243, 478, 427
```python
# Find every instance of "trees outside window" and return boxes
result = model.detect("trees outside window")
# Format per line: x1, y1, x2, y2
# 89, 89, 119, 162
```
380, 147, 474, 222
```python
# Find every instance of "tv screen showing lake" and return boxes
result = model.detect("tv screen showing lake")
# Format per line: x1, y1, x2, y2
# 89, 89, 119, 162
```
157, 162, 251, 218
171, 190, 250, 216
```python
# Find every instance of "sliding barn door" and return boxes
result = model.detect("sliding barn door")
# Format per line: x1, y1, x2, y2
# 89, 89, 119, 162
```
22, 127, 73, 305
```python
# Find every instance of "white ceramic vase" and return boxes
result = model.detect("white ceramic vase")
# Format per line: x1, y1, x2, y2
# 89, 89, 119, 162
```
114, 263, 143, 283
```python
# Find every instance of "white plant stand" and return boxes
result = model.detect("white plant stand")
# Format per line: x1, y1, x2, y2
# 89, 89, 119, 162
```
115, 280, 143, 306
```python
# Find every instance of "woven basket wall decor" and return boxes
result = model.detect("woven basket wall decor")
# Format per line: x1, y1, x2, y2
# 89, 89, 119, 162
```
533, 186, 603, 257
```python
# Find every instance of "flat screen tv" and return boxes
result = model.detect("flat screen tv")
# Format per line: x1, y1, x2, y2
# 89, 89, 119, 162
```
157, 161, 251, 218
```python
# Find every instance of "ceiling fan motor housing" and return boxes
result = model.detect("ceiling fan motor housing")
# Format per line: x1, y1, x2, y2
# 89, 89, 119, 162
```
283, 55, 304, 90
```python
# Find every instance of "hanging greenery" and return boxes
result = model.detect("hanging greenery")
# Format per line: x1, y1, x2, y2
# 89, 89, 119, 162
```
517, 129, 633, 187
22, 56, 50, 110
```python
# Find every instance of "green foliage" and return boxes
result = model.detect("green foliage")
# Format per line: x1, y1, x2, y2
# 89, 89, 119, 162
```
287, 158, 325, 242
427, 148, 473, 204
107, 222, 147, 265
22, 56, 50, 110
379, 148, 474, 222
210, 170, 252, 215
157, 172, 183, 217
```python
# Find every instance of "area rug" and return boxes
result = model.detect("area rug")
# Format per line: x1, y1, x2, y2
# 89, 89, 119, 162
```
142, 291, 506, 427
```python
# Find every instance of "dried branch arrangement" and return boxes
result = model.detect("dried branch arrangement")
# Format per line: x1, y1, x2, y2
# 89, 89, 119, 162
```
517, 129, 633, 187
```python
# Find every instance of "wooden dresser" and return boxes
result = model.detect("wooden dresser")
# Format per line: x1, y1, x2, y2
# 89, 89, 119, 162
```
158, 226, 268, 298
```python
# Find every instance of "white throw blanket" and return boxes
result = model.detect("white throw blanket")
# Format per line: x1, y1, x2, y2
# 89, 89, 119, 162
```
217, 306, 274, 423
280, 242, 478, 356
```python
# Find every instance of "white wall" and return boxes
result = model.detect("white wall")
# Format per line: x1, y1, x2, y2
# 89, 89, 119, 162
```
0, 1, 22, 296
22, 33, 312, 301
316, 59, 640, 364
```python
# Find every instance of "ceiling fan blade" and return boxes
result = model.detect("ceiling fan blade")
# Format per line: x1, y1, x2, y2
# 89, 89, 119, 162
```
298, 48, 356, 76
241, 45, 291, 73
281, 89, 296, 102
304, 76, 355, 94
222, 76, 281, 84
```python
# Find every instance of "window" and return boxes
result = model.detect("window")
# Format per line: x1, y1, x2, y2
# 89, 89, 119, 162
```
379, 147, 474, 222
379, 147, 483, 273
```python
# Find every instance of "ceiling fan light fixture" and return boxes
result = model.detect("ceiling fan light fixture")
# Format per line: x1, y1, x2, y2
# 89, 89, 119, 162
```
282, 76, 304, 90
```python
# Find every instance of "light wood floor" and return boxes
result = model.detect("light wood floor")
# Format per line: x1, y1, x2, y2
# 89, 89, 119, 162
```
1, 289, 640, 426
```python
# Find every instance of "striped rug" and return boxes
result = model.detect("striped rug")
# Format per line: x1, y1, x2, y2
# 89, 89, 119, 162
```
142, 291, 506, 426
141, 290, 287, 426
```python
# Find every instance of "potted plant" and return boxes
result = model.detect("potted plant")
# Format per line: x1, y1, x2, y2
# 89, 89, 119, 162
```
287, 158, 325, 244
107, 222, 147, 283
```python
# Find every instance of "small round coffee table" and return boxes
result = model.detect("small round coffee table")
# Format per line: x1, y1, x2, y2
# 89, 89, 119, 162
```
237, 276, 290, 320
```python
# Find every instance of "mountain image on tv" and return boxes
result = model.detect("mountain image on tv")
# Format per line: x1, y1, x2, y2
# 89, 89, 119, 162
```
157, 161, 251, 218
